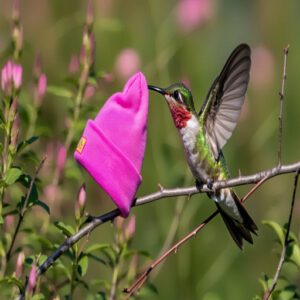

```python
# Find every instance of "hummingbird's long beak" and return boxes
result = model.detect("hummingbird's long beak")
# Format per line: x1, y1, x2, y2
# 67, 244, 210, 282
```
148, 85, 166, 95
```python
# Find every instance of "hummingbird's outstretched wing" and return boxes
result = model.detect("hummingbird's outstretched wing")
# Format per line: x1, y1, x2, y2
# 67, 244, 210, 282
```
199, 44, 251, 159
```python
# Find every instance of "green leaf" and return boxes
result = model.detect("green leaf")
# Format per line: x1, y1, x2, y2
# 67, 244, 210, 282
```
78, 255, 89, 276
262, 220, 285, 245
53, 260, 72, 280
54, 221, 75, 237
86, 253, 107, 265
85, 243, 112, 254
277, 285, 298, 300
4, 168, 22, 186
258, 273, 272, 293
17, 136, 39, 154
0, 215, 3, 225
47, 85, 73, 99
287, 243, 300, 268
31, 294, 45, 300
0, 276, 24, 292
19, 150, 40, 165
87, 76, 98, 86
138, 283, 159, 297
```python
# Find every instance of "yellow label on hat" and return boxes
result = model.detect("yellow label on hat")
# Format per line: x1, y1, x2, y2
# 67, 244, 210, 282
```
76, 137, 87, 154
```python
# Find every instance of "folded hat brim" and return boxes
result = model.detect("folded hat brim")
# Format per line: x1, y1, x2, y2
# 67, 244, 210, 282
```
74, 120, 142, 217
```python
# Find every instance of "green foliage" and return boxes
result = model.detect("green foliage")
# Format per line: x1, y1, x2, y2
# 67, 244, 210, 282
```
255, 222, 300, 299
3, 167, 22, 186
47, 85, 73, 99
54, 221, 76, 237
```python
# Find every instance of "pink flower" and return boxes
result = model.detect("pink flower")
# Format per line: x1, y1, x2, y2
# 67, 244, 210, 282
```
114, 48, 141, 80
176, 0, 215, 33
78, 184, 86, 208
250, 46, 275, 90
1, 59, 22, 94
44, 184, 60, 204
56, 145, 67, 173
15, 252, 25, 278
68, 54, 80, 74
4, 215, 15, 232
12, 0, 20, 21
75, 184, 86, 219
84, 84, 96, 101
86, 0, 94, 27
114, 215, 136, 243
124, 215, 135, 241
28, 265, 37, 292
12, 64, 22, 89
37, 73, 47, 99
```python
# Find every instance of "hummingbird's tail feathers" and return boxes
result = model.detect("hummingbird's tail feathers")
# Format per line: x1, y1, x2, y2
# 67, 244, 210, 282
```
216, 192, 258, 250
231, 191, 258, 235
216, 203, 249, 249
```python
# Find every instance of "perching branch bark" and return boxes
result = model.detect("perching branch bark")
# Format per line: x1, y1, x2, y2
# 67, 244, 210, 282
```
277, 45, 289, 167
36, 161, 300, 278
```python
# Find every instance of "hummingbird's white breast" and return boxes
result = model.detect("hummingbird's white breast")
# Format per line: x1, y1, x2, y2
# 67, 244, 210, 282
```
179, 114, 211, 182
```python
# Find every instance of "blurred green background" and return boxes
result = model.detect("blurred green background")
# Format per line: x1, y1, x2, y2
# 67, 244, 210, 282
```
1, 0, 300, 299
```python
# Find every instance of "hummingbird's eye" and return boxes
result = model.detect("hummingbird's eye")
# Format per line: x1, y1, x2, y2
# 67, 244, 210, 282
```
174, 90, 181, 102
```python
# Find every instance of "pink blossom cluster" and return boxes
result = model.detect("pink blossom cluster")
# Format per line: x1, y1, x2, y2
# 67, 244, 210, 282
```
1, 59, 22, 95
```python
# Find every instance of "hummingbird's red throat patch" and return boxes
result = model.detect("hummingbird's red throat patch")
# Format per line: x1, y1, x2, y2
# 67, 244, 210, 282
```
170, 104, 192, 129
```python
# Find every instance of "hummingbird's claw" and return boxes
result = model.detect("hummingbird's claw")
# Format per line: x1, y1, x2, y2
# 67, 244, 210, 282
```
207, 179, 214, 191
195, 180, 203, 191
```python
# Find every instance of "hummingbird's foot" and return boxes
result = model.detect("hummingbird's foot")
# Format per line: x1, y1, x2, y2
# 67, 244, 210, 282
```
195, 180, 204, 191
206, 179, 214, 191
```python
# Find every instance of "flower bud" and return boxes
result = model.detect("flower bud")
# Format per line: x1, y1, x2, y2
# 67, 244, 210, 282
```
68, 54, 79, 74
12, 64, 22, 90
176, 0, 215, 33
15, 252, 25, 278
37, 73, 47, 100
124, 215, 136, 241
56, 145, 67, 173
115, 49, 141, 80
12, 0, 20, 22
86, 0, 94, 29
78, 184, 86, 209
75, 184, 86, 219
4, 215, 15, 232
28, 265, 37, 292
84, 84, 96, 101
1, 60, 22, 94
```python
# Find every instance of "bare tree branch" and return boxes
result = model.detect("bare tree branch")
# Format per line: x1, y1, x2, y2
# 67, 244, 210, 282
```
124, 176, 269, 295
262, 170, 300, 300
277, 45, 289, 166
34, 161, 300, 279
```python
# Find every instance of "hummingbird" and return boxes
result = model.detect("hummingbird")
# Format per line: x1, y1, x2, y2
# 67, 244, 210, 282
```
148, 44, 257, 249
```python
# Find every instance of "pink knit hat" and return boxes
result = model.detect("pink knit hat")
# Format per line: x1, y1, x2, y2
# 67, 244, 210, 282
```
74, 72, 148, 217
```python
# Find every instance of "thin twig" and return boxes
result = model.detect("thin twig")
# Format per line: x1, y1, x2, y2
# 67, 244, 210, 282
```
262, 170, 300, 300
37, 161, 300, 276
6, 157, 46, 262
124, 176, 268, 296
277, 45, 289, 167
